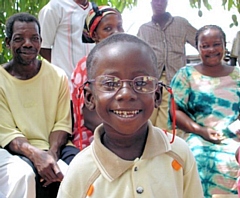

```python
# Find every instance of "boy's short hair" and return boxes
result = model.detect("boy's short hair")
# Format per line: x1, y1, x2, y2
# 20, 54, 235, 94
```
5, 12, 41, 40
86, 33, 158, 78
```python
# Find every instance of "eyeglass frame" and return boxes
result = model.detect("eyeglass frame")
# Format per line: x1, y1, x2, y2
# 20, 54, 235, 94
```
82, 75, 169, 94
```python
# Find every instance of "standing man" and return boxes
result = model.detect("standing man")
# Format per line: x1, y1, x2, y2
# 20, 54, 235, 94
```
137, 0, 197, 131
0, 13, 79, 198
39, 0, 94, 85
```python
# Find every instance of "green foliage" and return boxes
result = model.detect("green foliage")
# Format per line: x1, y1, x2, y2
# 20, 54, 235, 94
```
190, 0, 239, 28
92, 0, 137, 12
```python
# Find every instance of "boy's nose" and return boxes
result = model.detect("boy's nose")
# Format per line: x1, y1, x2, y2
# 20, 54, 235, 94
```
115, 82, 137, 101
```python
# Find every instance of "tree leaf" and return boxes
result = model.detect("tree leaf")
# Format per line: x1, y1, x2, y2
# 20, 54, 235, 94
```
198, 0, 201, 9
222, 0, 227, 6
228, 0, 233, 11
232, 14, 237, 22
203, 0, 212, 10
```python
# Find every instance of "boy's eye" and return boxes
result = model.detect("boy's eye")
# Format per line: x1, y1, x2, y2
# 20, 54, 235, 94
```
134, 80, 148, 91
135, 80, 147, 87
104, 81, 119, 87
100, 78, 121, 91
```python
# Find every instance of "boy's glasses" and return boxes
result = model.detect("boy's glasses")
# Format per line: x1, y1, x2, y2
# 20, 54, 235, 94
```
83, 75, 176, 144
86, 75, 161, 94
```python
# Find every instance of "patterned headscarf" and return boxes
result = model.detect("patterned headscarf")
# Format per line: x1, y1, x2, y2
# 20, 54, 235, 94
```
82, 3, 120, 43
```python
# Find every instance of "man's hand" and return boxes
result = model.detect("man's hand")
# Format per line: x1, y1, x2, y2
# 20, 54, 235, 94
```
33, 150, 63, 187
6, 134, 69, 187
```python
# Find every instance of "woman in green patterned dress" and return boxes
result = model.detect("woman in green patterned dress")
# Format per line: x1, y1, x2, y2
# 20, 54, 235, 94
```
170, 25, 240, 198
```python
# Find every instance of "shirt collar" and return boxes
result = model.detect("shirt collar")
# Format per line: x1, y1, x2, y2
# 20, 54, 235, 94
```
92, 121, 172, 181
151, 12, 173, 29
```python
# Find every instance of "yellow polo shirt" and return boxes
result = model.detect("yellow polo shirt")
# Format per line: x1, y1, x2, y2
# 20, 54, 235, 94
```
57, 122, 203, 198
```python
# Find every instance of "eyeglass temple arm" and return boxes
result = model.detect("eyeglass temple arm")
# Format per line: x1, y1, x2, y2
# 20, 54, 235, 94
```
158, 81, 172, 92
78, 81, 91, 90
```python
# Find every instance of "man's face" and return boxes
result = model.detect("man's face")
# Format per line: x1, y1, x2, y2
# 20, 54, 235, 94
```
151, 0, 168, 15
6, 21, 41, 65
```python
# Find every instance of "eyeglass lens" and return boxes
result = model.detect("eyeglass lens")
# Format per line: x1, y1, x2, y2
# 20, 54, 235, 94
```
94, 75, 158, 93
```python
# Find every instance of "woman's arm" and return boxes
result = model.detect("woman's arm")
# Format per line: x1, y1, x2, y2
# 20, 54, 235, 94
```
171, 104, 224, 144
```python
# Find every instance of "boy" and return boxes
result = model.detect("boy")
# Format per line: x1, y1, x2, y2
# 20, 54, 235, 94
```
57, 33, 203, 198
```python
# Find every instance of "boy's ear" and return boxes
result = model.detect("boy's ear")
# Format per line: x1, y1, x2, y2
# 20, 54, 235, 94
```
84, 86, 95, 110
154, 86, 162, 108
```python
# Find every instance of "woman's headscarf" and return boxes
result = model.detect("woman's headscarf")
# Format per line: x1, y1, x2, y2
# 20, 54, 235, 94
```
82, 3, 120, 43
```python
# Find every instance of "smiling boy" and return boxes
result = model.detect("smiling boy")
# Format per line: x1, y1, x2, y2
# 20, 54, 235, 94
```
57, 33, 203, 198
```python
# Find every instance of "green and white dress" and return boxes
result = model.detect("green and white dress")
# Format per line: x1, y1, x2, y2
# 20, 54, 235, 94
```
170, 65, 240, 198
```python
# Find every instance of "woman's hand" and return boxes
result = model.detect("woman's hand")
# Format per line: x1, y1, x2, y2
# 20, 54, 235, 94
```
236, 130, 240, 140
200, 127, 225, 144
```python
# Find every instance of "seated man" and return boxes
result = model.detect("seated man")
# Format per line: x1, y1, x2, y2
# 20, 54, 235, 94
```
0, 13, 79, 198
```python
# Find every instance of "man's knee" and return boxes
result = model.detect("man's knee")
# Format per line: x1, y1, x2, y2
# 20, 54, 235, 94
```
0, 151, 36, 198
11, 156, 36, 192
21, 159, 36, 182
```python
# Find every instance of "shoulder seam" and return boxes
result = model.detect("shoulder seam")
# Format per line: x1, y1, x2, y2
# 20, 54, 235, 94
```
166, 150, 185, 169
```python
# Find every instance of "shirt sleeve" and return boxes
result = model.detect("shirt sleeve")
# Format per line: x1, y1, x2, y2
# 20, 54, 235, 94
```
38, 2, 61, 49
0, 87, 25, 147
52, 70, 72, 134
185, 20, 197, 49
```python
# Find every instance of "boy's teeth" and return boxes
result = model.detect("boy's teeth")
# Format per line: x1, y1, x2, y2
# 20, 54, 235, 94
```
113, 110, 139, 118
